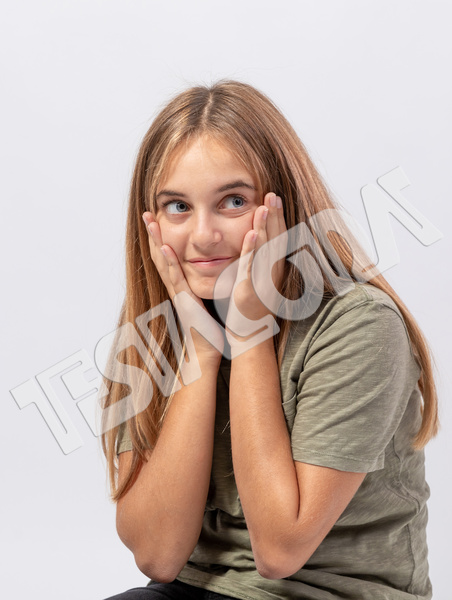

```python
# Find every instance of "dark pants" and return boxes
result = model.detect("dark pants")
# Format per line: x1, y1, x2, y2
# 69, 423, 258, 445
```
104, 579, 237, 600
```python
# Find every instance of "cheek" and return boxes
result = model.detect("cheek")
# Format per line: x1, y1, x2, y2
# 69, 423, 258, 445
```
231, 214, 256, 246
158, 221, 185, 254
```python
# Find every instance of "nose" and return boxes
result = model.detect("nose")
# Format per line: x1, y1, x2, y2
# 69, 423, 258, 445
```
189, 210, 222, 249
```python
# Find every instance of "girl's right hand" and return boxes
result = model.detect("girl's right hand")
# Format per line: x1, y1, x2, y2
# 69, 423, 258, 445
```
142, 212, 201, 306
142, 212, 224, 365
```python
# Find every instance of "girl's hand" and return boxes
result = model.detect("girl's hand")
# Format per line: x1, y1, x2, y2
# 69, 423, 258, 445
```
226, 192, 287, 334
142, 212, 224, 365
142, 212, 203, 307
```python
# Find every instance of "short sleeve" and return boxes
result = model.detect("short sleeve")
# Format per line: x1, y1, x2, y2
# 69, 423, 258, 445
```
290, 300, 421, 473
116, 421, 133, 455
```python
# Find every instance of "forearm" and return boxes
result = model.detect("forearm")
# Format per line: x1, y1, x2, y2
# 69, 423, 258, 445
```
117, 357, 219, 581
229, 340, 302, 569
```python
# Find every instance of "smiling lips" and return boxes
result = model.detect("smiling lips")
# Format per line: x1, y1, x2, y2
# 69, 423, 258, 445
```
186, 256, 234, 269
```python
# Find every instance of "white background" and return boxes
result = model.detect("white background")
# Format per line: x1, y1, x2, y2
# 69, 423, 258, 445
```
1, 1, 450, 598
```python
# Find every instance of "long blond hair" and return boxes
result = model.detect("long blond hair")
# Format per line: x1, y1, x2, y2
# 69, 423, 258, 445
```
101, 79, 439, 502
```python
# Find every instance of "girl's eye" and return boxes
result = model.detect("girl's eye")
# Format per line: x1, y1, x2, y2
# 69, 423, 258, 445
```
223, 195, 245, 209
165, 201, 189, 214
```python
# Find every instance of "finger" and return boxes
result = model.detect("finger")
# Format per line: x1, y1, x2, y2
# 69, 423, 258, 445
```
275, 195, 287, 235
236, 230, 257, 283
255, 194, 288, 293
264, 193, 278, 240
160, 244, 201, 303
264, 192, 288, 273
141, 213, 177, 299
142, 213, 204, 307
252, 205, 269, 252
143, 212, 164, 247
143, 213, 169, 276
241, 229, 258, 256
264, 193, 286, 241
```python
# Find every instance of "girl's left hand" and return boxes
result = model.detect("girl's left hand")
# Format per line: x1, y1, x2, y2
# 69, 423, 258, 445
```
226, 192, 287, 334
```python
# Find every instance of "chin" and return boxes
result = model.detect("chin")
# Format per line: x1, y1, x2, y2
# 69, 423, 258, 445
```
189, 278, 231, 301
189, 282, 215, 300
183, 261, 238, 303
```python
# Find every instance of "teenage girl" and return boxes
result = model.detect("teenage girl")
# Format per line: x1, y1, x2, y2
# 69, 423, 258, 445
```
101, 80, 438, 600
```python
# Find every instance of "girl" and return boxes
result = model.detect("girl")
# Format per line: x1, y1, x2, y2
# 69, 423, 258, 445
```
101, 80, 438, 600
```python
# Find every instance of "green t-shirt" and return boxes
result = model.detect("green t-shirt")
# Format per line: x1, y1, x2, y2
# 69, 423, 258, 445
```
117, 283, 431, 600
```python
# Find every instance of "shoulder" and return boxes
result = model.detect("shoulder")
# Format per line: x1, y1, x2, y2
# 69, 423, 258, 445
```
117, 421, 133, 454
279, 283, 421, 428
282, 283, 416, 368
312, 283, 407, 335
282, 284, 422, 473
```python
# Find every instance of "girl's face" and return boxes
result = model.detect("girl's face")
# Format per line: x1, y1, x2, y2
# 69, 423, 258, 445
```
155, 136, 261, 299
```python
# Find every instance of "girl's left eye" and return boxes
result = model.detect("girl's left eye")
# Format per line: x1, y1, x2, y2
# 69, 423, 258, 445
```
223, 195, 245, 209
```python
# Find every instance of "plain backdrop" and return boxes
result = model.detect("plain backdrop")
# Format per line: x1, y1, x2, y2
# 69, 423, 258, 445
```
1, 1, 450, 598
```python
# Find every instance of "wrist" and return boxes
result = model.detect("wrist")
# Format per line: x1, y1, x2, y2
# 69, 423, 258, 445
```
195, 349, 223, 371
230, 339, 274, 365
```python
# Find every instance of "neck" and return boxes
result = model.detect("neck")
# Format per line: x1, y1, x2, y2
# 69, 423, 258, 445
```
202, 297, 230, 326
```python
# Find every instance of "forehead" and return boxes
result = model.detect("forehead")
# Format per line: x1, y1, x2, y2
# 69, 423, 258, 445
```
158, 136, 256, 189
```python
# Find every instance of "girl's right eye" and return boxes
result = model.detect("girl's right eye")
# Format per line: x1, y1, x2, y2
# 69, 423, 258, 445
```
164, 201, 189, 214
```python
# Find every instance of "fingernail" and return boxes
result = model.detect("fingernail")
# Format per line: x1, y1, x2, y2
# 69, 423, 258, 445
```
276, 196, 282, 209
263, 207, 269, 220
160, 246, 167, 256
250, 231, 258, 243
269, 194, 277, 208
142, 214, 148, 225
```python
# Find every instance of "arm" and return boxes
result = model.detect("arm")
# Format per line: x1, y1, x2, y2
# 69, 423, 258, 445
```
226, 195, 366, 578
229, 340, 365, 579
116, 214, 224, 582
116, 347, 220, 583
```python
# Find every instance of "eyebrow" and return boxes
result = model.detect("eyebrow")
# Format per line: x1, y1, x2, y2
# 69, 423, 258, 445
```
155, 180, 257, 201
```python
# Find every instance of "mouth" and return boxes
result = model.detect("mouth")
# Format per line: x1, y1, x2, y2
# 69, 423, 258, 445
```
186, 256, 234, 269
